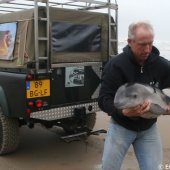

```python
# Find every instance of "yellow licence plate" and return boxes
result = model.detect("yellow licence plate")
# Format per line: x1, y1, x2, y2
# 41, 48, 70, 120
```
26, 79, 50, 99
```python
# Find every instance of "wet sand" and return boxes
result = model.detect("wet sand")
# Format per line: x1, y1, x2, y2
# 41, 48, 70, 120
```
0, 112, 170, 170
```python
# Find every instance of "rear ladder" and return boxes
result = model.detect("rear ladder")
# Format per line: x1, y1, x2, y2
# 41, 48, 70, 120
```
34, 0, 50, 73
108, 0, 118, 58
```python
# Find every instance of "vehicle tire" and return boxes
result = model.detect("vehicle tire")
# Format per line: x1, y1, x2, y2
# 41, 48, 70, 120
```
63, 112, 96, 134
0, 109, 19, 155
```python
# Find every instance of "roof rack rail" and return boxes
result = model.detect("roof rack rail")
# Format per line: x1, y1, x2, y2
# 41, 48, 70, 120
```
0, 0, 117, 13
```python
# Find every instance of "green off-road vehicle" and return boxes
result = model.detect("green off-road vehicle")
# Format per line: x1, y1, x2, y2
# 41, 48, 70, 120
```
0, 0, 118, 155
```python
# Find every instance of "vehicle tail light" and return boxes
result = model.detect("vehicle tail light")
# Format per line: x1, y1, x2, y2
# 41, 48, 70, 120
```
28, 101, 34, 107
26, 74, 33, 81
35, 100, 43, 108
26, 108, 32, 114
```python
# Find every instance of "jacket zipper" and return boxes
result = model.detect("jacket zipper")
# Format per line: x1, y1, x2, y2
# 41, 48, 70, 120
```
140, 66, 143, 73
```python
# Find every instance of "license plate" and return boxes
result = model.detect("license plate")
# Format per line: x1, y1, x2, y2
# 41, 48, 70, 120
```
26, 79, 50, 99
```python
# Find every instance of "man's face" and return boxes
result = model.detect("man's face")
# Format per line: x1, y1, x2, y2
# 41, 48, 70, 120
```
128, 27, 154, 64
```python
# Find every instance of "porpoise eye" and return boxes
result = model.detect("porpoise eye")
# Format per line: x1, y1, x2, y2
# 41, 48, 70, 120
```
133, 94, 137, 98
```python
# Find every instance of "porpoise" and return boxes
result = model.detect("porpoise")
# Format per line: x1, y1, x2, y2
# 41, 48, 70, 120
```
114, 83, 170, 119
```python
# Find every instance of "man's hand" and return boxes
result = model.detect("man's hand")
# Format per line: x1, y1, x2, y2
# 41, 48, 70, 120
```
162, 104, 170, 115
122, 100, 151, 117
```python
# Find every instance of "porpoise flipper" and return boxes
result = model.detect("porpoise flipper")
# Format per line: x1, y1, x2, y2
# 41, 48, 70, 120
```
141, 103, 166, 119
150, 103, 166, 115
141, 111, 158, 119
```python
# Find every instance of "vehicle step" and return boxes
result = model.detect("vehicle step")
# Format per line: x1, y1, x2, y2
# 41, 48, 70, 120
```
60, 129, 107, 143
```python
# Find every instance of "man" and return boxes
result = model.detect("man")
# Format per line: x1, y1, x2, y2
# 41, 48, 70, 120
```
98, 21, 170, 170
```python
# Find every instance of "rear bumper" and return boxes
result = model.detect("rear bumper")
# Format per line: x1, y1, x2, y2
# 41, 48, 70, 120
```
30, 101, 100, 121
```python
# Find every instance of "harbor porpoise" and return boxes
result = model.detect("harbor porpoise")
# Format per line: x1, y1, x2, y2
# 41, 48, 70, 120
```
114, 83, 170, 119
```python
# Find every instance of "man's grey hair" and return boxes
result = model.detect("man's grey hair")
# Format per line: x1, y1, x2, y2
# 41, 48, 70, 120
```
128, 21, 154, 40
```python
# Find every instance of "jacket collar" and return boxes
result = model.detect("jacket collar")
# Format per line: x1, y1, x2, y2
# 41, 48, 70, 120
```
122, 45, 160, 66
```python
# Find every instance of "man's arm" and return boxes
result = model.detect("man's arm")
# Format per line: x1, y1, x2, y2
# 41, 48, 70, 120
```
98, 60, 124, 116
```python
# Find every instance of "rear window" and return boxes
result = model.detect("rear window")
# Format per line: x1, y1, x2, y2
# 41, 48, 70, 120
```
51, 21, 101, 52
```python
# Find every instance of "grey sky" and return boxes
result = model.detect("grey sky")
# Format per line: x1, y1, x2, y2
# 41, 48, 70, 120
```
117, 0, 170, 41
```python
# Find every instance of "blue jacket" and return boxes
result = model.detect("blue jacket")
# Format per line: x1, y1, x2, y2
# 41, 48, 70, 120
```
98, 45, 170, 131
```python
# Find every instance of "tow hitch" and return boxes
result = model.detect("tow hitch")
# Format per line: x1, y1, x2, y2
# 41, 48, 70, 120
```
60, 129, 107, 143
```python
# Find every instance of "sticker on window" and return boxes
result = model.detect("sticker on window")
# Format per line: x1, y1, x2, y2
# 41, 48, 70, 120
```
0, 22, 17, 60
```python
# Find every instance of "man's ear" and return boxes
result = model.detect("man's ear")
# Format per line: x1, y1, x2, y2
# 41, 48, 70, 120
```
127, 39, 132, 47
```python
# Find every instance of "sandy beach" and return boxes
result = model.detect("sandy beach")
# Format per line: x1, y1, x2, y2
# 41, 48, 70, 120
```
0, 112, 170, 170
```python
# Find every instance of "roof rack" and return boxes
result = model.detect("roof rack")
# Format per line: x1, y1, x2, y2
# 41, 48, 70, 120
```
0, 0, 117, 13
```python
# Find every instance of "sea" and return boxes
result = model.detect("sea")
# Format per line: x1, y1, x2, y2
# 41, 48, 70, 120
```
118, 40, 170, 61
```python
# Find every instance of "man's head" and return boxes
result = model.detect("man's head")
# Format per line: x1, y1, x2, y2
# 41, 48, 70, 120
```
127, 21, 154, 64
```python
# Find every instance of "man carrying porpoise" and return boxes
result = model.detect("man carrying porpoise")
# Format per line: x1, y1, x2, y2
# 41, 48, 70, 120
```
98, 21, 170, 170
